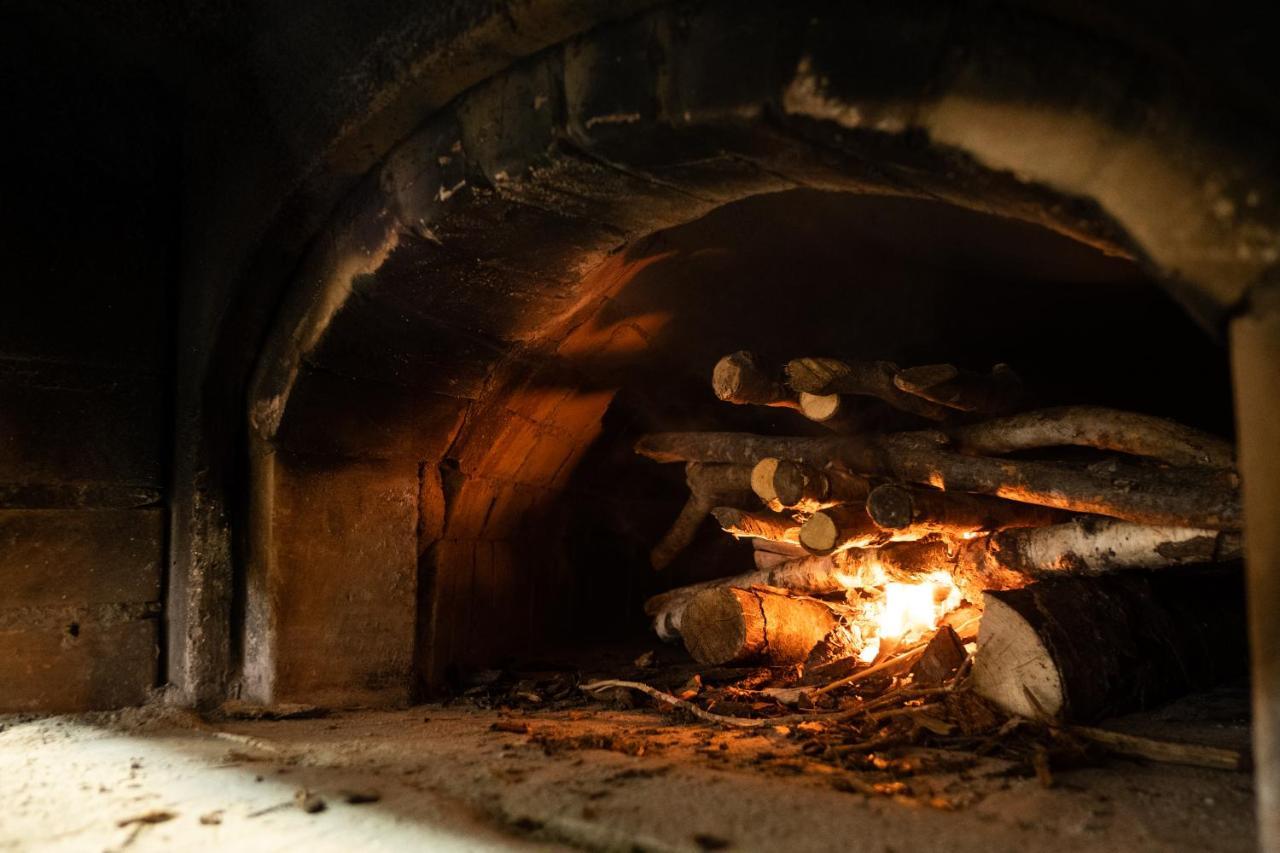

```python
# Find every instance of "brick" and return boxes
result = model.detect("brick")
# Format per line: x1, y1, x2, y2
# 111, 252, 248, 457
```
0, 509, 163, 608
269, 454, 418, 705
277, 367, 468, 461
0, 362, 162, 487
0, 614, 157, 712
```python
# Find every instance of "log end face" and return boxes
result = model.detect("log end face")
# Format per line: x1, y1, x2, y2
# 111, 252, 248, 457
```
866, 483, 914, 529
972, 595, 1065, 720
712, 352, 751, 403
682, 588, 755, 665
799, 392, 841, 422
751, 458, 781, 506
800, 512, 839, 554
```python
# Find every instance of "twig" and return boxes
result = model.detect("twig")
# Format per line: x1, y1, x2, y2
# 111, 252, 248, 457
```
811, 642, 929, 697
1068, 726, 1249, 772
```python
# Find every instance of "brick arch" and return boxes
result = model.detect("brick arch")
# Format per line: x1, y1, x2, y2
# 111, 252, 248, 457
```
241, 0, 1280, 705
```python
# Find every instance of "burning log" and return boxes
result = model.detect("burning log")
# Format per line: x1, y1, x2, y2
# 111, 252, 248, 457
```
634, 431, 1242, 529
971, 571, 1246, 721
650, 462, 755, 570
948, 406, 1236, 470
865, 482, 1068, 537
786, 357, 951, 421
986, 518, 1242, 574
712, 351, 798, 409
680, 587, 845, 665
893, 363, 1024, 415
799, 505, 892, 554
710, 506, 801, 544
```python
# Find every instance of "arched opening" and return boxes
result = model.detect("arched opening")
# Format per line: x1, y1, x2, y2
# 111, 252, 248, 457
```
234, 2, 1273, 708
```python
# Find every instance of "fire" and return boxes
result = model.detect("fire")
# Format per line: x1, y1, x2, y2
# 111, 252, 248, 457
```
851, 570, 962, 664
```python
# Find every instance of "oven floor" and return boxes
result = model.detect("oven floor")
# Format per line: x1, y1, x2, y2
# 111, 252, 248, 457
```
0, 694, 1255, 852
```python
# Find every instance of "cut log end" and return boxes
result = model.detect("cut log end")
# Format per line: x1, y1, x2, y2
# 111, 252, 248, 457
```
799, 392, 841, 422
866, 483, 915, 529
800, 512, 840, 554
970, 595, 1065, 719
751, 458, 781, 507
712, 351, 794, 408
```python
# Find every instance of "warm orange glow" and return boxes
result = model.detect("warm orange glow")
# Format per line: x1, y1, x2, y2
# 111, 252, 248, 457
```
849, 570, 962, 663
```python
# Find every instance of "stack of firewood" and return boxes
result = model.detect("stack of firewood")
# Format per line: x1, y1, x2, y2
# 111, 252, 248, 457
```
637, 352, 1245, 720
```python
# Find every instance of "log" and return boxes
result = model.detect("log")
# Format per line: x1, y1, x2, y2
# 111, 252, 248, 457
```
971, 571, 1246, 721
797, 392, 865, 433
634, 431, 1242, 529
949, 406, 1236, 470
753, 549, 793, 570
851, 521, 1242, 602
893, 363, 1024, 415
786, 357, 951, 421
865, 482, 1068, 537
650, 462, 755, 571
751, 458, 871, 512
712, 351, 798, 409
680, 587, 843, 665
710, 507, 801, 544
987, 518, 1242, 574
752, 538, 809, 561
799, 505, 893, 554
645, 552, 857, 641
1068, 726, 1248, 772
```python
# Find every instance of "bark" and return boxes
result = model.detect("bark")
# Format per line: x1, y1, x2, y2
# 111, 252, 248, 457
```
971, 571, 1247, 721
645, 552, 852, 641
949, 406, 1236, 470
649, 462, 754, 571
865, 482, 1069, 536
987, 518, 1242, 575
680, 587, 844, 665
750, 457, 871, 512
710, 506, 801, 544
712, 351, 798, 409
786, 357, 951, 421
799, 505, 894, 554
635, 431, 1242, 529
893, 363, 1024, 415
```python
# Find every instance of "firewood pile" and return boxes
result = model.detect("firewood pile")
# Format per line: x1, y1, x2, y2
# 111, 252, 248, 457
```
574, 352, 1248, 789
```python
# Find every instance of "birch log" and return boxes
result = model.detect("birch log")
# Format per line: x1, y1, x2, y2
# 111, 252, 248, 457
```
681, 587, 845, 665
893, 363, 1024, 415
786, 357, 951, 421
865, 482, 1069, 537
948, 406, 1236, 470
713, 351, 798, 409
972, 572, 1246, 721
751, 458, 871, 512
711, 507, 802, 544
799, 505, 893, 554
634, 432, 1241, 529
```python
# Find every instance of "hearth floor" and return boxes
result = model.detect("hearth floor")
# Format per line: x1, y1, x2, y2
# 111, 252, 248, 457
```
0, 700, 1255, 852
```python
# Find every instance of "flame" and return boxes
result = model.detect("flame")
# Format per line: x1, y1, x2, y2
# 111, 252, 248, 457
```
850, 570, 962, 663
